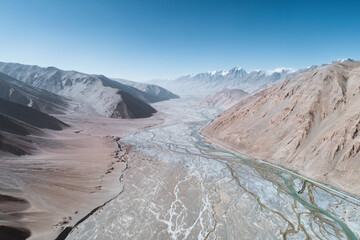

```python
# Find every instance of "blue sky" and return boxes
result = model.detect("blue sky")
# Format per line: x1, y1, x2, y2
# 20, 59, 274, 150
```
0, 0, 359, 81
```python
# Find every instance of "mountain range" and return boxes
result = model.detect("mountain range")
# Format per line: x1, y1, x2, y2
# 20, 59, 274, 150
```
0, 62, 178, 118
151, 66, 317, 97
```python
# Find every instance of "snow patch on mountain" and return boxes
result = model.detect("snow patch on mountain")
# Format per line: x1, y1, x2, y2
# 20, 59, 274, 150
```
151, 66, 313, 97
265, 67, 297, 75
332, 58, 354, 63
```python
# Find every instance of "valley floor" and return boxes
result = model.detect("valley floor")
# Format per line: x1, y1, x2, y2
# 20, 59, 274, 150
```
1, 98, 360, 240
67, 98, 360, 240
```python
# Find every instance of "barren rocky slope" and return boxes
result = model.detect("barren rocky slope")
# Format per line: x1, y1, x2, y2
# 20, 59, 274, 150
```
0, 71, 70, 114
0, 62, 157, 118
0, 98, 69, 156
203, 61, 360, 195
0, 114, 39, 156
200, 89, 249, 109
0, 98, 68, 131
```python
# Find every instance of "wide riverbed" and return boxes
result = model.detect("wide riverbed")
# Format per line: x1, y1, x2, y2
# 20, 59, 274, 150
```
68, 98, 360, 240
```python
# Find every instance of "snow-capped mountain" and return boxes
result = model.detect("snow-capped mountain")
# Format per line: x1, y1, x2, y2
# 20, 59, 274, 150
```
151, 66, 315, 97
332, 58, 354, 63
0, 62, 159, 118
112, 78, 179, 101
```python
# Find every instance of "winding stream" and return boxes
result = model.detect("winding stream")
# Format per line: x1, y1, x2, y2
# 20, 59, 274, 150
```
67, 98, 360, 240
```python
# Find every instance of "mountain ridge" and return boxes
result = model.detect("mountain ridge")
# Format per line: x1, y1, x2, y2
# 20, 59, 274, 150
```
0, 62, 158, 119
112, 78, 179, 101
0, 71, 71, 114
151, 65, 316, 97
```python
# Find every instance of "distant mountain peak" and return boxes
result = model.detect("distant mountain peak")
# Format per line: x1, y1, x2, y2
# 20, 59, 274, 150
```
152, 65, 309, 97
265, 67, 297, 76
208, 70, 217, 76
232, 66, 245, 71
220, 70, 229, 76
332, 58, 354, 63
204, 67, 247, 77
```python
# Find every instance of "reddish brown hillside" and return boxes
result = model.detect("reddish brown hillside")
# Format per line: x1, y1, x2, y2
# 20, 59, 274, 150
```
203, 61, 360, 196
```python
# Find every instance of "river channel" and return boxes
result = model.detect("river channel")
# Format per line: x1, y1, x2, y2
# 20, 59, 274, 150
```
68, 98, 360, 240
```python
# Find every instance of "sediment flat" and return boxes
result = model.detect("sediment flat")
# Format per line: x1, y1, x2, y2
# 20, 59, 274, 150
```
0, 111, 164, 240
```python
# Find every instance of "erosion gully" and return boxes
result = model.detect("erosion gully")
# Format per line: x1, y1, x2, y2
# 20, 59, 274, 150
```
67, 98, 360, 240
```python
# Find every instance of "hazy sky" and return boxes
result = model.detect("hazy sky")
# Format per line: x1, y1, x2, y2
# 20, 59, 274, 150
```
0, 0, 359, 81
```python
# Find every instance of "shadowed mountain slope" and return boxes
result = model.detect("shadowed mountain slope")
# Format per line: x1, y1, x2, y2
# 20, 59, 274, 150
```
0, 114, 38, 156
0, 98, 69, 156
112, 78, 179, 101
0, 98, 68, 130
